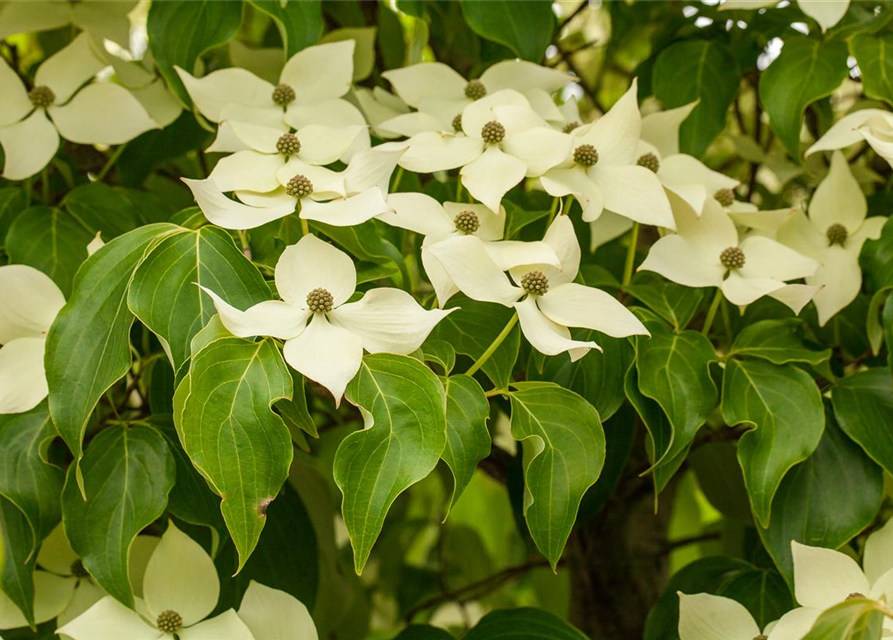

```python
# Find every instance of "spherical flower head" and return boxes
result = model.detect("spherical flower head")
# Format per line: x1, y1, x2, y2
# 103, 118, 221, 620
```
28, 85, 55, 108
521, 270, 550, 296
156, 610, 183, 634
452, 113, 463, 133
573, 144, 599, 167
465, 80, 486, 100
70, 559, 89, 578
637, 152, 660, 173
562, 121, 581, 134
276, 133, 301, 157
272, 83, 296, 107
286, 174, 313, 199
306, 287, 334, 313
453, 210, 480, 234
719, 246, 746, 270
481, 120, 505, 145
714, 188, 736, 207
826, 222, 848, 246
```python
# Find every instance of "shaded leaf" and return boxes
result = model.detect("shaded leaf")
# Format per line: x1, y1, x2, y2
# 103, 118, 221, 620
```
249, 0, 323, 58
464, 607, 588, 640
460, 1, 555, 62
442, 374, 491, 513
833, 368, 893, 475
729, 318, 831, 365
850, 34, 893, 107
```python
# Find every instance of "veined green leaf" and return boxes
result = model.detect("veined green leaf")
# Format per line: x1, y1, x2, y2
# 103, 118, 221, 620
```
334, 354, 447, 574
802, 598, 887, 640
249, 0, 323, 59
460, 1, 555, 62
61, 183, 139, 239
442, 374, 491, 514
728, 318, 831, 365
0, 496, 40, 626
832, 368, 893, 475
0, 186, 27, 242
173, 337, 293, 571
722, 359, 825, 527
626, 273, 706, 331
508, 382, 606, 568
61, 425, 175, 607
850, 34, 893, 107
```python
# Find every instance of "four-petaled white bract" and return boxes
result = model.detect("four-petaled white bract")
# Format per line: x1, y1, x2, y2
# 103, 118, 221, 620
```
677, 592, 779, 640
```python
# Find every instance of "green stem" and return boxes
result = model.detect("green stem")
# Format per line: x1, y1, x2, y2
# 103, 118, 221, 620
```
701, 288, 723, 336
391, 167, 404, 193
455, 179, 464, 202
547, 197, 560, 225
301, 218, 310, 236
97, 143, 127, 181
24, 177, 32, 206
621, 222, 640, 287
41, 168, 49, 204
466, 312, 518, 376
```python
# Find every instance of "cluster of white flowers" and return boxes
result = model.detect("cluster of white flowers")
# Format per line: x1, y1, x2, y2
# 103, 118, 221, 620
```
0, 521, 317, 640
678, 519, 893, 640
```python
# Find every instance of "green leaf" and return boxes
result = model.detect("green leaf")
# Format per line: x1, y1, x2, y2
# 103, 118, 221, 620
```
644, 557, 792, 640
652, 40, 740, 157
759, 36, 849, 158
861, 217, 893, 292
464, 607, 588, 640
428, 294, 520, 389
0, 403, 63, 558
0, 496, 39, 626
61, 183, 139, 239
722, 359, 825, 527
174, 337, 293, 571
758, 414, 882, 585
275, 369, 318, 439
508, 382, 606, 568
832, 368, 893, 475
626, 273, 707, 331
5, 206, 93, 296
46, 223, 178, 474
460, 1, 554, 62
635, 319, 718, 473
850, 35, 893, 106
728, 318, 831, 365
442, 374, 491, 513
128, 226, 270, 372
802, 598, 887, 640
61, 425, 175, 607
248, 0, 322, 58
334, 354, 446, 574
0, 187, 27, 243
417, 339, 456, 375
147, 0, 244, 105
392, 625, 455, 640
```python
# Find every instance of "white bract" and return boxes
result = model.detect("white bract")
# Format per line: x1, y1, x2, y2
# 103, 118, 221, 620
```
678, 592, 777, 640
57, 522, 253, 640
807, 108, 893, 169
639, 196, 819, 312
0, 33, 157, 180
352, 86, 411, 140
237, 582, 318, 640
0, 265, 66, 414
184, 146, 402, 229
719, 0, 850, 31
776, 151, 885, 325
202, 234, 453, 403
381, 192, 561, 307
540, 81, 675, 229
427, 215, 649, 360
0, 1, 137, 47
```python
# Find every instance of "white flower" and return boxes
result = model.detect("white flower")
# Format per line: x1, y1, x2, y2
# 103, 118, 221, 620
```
807, 109, 893, 169
0, 34, 158, 180
0, 265, 66, 414
0, 567, 72, 630
96, 47, 183, 128
380, 192, 561, 307
184, 146, 402, 229
539, 81, 675, 229
427, 216, 649, 360
57, 522, 254, 640
202, 234, 453, 403
639, 197, 819, 312
380, 60, 573, 135
237, 582, 318, 640
776, 151, 885, 325
352, 87, 410, 140
719, 0, 850, 31
767, 520, 893, 640
0, 1, 137, 47
678, 592, 777, 640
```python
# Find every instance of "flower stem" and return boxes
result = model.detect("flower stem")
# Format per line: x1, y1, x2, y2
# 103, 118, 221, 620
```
97, 143, 127, 181
546, 197, 559, 225
391, 166, 404, 193
455, 178, 464, 202
701, 288, 724, 336
301, 218, 310, 236
466, 311, 518, 376
40, 168, 49, 204
621, 222, 640, 287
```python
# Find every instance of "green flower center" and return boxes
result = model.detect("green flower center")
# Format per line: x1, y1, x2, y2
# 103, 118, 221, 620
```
156, 610, 183, 634
714, 188, 735, 207
719, 246, 746, 270
286, 174, 313, 199
452, 113, 463, 133
521, 270, 549, 296
276, 133, 301, 157
28, 85, 55, 108
306, 287, 334, 313
481, 120, 505, 145
454, 210, 480, 234
826, 223, 848, 246
573, 144, 598, 167
272, 83, 296, 107
637, 153, 660, 173
562, 121, 581, 134
464, 80, 486, 100
70, 559, 89, 578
